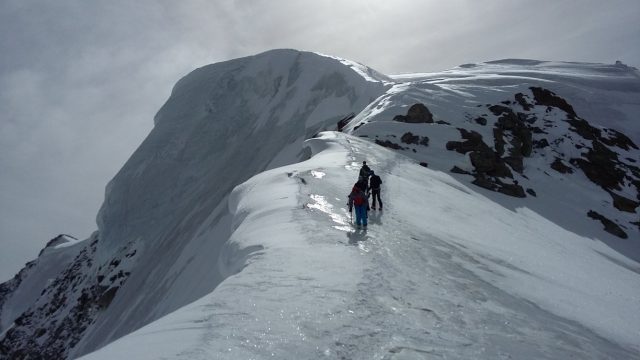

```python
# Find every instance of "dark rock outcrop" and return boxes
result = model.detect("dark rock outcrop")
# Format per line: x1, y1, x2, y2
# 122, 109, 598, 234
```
472, 175, 526, 198
447, 129, 513, 178
551, 158, 574, 174
570, 140, 627, 191
401, 132, 420, 145
530, 87, 577, 117
337, 113, 355, 132
607, 191, 640, 213
475, 117, 487, 126
601, 128, 639, 151
400, 132, 429, 147
0, 235, 137, 360
393, 103, 434, 123
446, 129, 525, 197
533, 138, 550, 149
375, 139, 405, 150
0, 238, 100, 360
588, 210, 628, 239
490, 105, 533, 162
515, 92, 533, 111
451, 166, 471, 175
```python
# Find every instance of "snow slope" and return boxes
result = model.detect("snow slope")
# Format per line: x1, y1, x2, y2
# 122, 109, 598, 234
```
1, 50, 639, 359
352, 59, 640, 259
81, 132, 639, 359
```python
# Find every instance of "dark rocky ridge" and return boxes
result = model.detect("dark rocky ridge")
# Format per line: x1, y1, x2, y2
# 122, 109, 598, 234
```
0, 234, 136, 360
379, 89, 638, 238
588, 210, 628, 239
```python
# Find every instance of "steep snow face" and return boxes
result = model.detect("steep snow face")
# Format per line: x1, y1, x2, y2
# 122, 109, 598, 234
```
80, 132, 640, 359
96, 49, 388, 262
76, 50, 389, 354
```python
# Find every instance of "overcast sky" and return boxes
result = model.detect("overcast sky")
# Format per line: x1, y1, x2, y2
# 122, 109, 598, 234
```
1, 0, 639, 280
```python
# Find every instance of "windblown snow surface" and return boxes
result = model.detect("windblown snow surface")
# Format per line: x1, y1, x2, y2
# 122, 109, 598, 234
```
1, 50, 639, 359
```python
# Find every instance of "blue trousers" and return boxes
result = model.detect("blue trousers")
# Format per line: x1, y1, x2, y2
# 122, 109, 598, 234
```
354, 205, 368, 226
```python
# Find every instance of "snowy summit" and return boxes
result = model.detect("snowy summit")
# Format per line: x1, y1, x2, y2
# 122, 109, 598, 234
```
1, 49, 639, 359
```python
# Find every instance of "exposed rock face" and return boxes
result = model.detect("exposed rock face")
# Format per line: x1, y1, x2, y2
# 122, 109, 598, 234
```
475, 117, 487, 125
375, 139, 405, 150
436, 85, 638, 211
488, 104, 533, 171
337, 113, 355, 132
451, 166, 471, 175
561, 111, 640, 209
530, 87, 577, 117
400, 132, 429, 146
393, 103, 434, 123
0, 264, 34, 330
446, 128, 525, 197
551, 158, 574, 174
0, 237, 99, 360
515, 87, 638, 231
0, 234, 136, 360
608, 191, 640, 213
515, 92, 533, 111
588, 210, 628, 239
401, 132, 420, 145
571, 141, 626, 190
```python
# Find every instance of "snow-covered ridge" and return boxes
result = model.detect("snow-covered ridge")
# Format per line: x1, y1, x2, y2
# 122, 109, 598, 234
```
1, 50, 639, 359
1, 49, 389, 359
82, 132, 640, 359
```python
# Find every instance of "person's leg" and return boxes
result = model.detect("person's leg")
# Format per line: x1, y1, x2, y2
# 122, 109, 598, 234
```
355, 206, 363, 226
373, 189, 381, 209
362, 205, 368, 226
371, 190, 377, 209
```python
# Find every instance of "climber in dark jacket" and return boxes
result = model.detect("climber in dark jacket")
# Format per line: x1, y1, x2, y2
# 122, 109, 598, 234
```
359, 161, 371, 179
369, 170, 383, 210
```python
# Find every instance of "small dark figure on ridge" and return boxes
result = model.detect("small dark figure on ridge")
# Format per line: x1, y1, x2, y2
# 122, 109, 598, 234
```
359, 161, 371, 179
